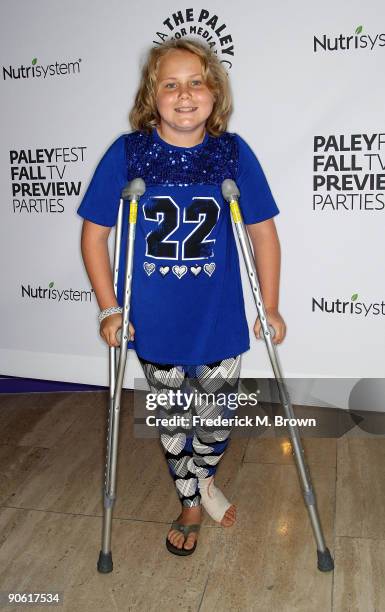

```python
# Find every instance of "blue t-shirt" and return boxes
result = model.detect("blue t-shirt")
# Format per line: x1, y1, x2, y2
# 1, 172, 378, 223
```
77, 128, 279, 365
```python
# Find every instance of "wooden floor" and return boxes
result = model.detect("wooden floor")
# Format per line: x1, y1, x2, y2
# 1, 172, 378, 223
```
0, 390, 384, 612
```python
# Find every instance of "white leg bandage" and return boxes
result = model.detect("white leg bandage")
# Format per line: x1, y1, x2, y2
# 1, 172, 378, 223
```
198, 475, 232, 523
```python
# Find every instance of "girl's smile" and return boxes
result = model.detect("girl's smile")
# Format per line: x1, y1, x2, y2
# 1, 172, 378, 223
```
155, 49, 214, 147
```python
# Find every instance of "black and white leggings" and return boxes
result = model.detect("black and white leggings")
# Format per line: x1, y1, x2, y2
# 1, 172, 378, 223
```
139, 355, 241, 507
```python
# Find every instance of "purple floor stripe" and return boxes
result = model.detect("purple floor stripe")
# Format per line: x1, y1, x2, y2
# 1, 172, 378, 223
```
0, 375, 107, 394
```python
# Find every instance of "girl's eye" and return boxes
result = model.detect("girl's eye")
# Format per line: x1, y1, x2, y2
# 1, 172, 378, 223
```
191, 80, 202, 86
165, 83, 176, 89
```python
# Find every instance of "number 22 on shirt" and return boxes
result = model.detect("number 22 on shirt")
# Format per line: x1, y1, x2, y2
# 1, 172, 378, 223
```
143, 195, 220, 261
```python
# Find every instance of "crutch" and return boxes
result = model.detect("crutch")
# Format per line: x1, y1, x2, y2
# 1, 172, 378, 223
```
97, 178, 146, 573
221, 179, 334, 572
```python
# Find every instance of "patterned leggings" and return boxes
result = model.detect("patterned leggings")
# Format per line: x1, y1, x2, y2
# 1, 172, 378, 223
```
139, 355, 241, 507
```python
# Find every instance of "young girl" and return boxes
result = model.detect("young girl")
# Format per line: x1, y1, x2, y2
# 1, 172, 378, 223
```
77, 38, 286, 556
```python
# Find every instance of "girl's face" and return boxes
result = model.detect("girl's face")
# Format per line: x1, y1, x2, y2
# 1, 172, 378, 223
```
155, 50, 215, 141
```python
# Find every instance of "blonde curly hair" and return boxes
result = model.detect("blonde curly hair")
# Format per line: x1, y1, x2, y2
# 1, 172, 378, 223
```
129, 38, 232, 136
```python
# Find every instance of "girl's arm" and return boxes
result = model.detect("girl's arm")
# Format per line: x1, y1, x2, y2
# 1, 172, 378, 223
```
80, 219, 134, 346
246, 218, 286, 344
80, 219, 118, 310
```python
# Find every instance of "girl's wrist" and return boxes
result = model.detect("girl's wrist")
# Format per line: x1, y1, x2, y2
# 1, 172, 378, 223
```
98, 306, 122, 323
265, 305, 279, 313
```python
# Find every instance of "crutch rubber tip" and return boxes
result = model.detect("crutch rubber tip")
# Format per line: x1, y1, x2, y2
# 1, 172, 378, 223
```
317, 548, 334, 572
97, 550, 113, 573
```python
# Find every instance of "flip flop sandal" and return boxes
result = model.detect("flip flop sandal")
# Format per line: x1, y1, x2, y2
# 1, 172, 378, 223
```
165, 521, 201, 556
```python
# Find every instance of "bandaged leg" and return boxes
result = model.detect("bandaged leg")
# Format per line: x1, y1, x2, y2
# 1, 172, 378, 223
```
197, 475, 232, 523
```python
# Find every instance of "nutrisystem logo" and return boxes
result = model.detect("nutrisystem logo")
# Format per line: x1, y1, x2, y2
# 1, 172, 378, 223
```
2, 57, 82, 81
312, 293, 385, 317
154, 8, 234, 69
314, 25, 385, 52
21, 281, 93, 303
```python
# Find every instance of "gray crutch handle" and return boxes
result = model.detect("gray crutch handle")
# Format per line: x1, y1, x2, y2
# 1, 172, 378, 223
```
112, 179, 145, 349
260, 324, 275, 341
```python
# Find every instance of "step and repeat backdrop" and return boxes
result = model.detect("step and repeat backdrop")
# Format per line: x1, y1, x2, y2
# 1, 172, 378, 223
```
1, 0, 384, 408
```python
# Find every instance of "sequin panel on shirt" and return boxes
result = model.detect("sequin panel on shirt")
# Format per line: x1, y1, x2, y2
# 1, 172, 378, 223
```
124, 130, 239, 186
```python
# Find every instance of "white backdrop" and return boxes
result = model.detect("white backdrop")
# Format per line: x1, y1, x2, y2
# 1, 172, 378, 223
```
1, 0, 384, 408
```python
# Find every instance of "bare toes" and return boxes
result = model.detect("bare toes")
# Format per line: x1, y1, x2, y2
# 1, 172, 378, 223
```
169, 530, 183, 548
221, 506, 236, 527
184, 534, 196, 550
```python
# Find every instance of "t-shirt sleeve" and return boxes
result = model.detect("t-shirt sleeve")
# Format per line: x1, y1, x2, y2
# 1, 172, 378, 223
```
77, 134, 128, 227
234, 133, 280, 224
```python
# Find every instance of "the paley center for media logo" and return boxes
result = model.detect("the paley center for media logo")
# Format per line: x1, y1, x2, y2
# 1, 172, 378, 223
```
314, 25, 385, 52
154, 8, 234, 69
3, 57, 82, 80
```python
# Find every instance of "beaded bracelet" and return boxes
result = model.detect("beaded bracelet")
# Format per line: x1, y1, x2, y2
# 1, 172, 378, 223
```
98, 306, 123, 323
